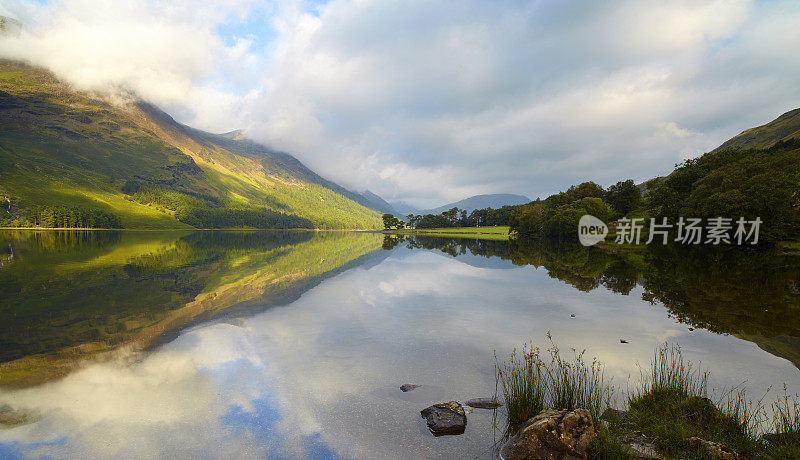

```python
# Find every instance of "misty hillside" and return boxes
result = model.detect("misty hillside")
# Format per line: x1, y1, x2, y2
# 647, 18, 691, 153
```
0, 60, 381, 229
359, 190, 399, 216
420, 193, 531, 215
389, 201, 420, 217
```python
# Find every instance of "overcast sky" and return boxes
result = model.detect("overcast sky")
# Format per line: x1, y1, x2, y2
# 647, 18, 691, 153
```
2, 0, 799, 208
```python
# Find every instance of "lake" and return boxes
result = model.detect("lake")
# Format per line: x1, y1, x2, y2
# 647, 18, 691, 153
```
0, 230, 798, 459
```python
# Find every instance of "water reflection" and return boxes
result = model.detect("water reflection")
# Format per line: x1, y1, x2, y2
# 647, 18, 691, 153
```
0, 230, 384, 386
0, 232, 797, 459
386, 234, 800, 369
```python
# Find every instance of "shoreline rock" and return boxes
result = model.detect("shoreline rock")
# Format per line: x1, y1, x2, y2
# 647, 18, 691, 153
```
499, 408, 595, 459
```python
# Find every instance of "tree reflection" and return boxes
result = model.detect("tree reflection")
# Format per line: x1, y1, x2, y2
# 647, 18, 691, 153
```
395, 235, 800, 368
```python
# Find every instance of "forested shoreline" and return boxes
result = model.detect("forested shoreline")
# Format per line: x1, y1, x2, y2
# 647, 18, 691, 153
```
386, 138, 800, 245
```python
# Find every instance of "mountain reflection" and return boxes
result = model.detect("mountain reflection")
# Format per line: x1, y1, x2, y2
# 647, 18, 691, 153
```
386, 234, 800, 368
0, 230, 383, 386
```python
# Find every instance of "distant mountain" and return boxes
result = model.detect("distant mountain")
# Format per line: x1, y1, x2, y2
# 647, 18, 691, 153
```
420, 194, 531, 215
0, 60, 381, 229
389, 201, 420, 217
713, 108, 800, 152
359, 190, 398, 215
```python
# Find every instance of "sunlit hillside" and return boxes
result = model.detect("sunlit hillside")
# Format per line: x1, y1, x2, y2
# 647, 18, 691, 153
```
0, 60, 381, 229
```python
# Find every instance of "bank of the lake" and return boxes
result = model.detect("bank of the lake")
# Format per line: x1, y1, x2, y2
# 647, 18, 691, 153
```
389, 225, 510, 240
492, 340, 800, 459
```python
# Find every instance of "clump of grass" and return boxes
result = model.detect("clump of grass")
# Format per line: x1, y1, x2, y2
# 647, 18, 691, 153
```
762, 385, 800, 458
496, 339, 800, 459
643, 343, 708, 396
586, 421, 634, 459
494, 343, 547, 426
545, 335, 611, 422
717, 385, 768, 441
494, 332, 613, 431
621, 344, 760, 458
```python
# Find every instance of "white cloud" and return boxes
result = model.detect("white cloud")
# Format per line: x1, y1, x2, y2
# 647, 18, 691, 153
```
2, 0, 799, 205
0, 0, 258, 130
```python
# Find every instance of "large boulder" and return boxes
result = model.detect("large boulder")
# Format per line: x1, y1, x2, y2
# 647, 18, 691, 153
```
499, 408, 596, 459
420, 401, 467, 436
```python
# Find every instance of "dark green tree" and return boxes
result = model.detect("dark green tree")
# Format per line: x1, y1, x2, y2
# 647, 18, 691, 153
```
382, 213, 403, 229
604, 179, 641, 215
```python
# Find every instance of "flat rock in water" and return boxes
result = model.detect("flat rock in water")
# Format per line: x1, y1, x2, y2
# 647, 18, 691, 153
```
465, 398, 503, 409
400, 384, 420, 392
420, 401, 467, 436
499, 408, 595, 459
617, 434, 662, 459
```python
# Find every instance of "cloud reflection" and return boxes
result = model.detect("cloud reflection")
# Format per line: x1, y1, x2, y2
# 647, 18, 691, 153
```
0, 247, 797, 458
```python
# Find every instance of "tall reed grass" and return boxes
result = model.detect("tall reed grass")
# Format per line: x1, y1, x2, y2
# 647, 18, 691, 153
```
763, 385, 800, 457
495, 339, 800, 458
639, 343, 708, 397
494, 332, 613, 429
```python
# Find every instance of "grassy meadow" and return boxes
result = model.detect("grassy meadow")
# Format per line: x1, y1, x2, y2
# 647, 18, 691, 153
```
393, 225, 510, 240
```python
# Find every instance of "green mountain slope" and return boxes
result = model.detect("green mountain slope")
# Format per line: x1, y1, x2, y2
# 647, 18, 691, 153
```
0, 60, 381, 229
508, 108, 800, 242
642, 108, 800, 242
713, 107, 800, 151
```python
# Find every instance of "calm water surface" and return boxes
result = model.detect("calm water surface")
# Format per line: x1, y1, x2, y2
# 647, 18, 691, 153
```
0, 231, 798, 459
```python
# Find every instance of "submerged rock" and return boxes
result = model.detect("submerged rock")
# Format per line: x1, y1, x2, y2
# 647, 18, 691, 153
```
499, 408, 595, 459
400, 383, 420, 392
599, 408, 627, 422
617, 434, 661, 459
465, 398, 503, 409
420, 401, 467, 436
687, 437, 739, 459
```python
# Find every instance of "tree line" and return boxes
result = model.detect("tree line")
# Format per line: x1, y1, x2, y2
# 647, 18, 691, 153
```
509, 138, 800, 243
381, 180, 639, 237
178, 207, 313, 229
509, 180, 639, 238
23, 205, 123, 229
382, 206, 517, 230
